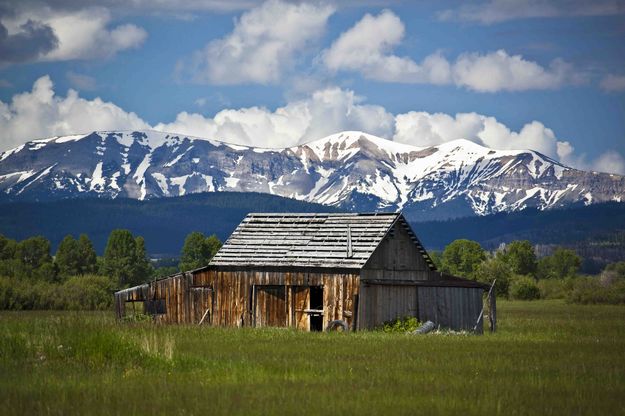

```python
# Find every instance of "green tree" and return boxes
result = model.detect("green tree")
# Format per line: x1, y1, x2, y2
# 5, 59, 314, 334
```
0, 235, 19, 278
440, 239, 486, 279
55, 235, 81, 277
179, 232, 222, 271
537, 248, 582, 279
475, 256, 512, 297
103, 230, 152, 287
55, 234, 98, 277
0, 235, 17, 260
15, 236, 52, 270
500, 240, 537, 276
134, 236, 153, 281
12, 236, 57, 281
77, 234, 98, 274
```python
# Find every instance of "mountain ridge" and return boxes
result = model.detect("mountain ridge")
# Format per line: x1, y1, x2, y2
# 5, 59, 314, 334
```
1, 130, 624, 219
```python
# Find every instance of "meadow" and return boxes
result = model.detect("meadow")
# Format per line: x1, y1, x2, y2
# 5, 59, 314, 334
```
1, 300, 624, 415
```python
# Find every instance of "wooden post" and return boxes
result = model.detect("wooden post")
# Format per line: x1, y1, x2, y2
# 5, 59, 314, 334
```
352, 294, 359, 331
489, 289, 497, 333
251, 284, 256, 328
474, 279, 496, 333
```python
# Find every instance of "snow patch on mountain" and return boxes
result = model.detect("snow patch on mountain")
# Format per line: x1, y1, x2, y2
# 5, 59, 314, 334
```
0, 130, 624, 219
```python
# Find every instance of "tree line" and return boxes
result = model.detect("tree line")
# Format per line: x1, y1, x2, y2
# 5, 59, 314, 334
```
430, 239, 625, 304
0, 230, 222, 310
2, 231, 623, 310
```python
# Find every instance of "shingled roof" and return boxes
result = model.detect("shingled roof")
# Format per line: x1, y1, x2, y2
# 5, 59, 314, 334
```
209, 212, 434, 269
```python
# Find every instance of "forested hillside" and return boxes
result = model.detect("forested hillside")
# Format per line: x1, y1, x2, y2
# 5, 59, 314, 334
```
0, 192, 339, 255
0, 192, 623, 262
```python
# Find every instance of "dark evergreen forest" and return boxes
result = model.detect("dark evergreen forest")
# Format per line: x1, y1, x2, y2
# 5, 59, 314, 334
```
1, 193, 623, 264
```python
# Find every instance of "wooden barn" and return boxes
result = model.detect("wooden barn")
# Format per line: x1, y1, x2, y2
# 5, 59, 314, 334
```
114, 212, 496, 333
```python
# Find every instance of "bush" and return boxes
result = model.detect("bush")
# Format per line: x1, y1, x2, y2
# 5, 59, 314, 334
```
537, 279, 572, 300
382, 316, 421, 333
0, 275, 115, 310
510, 276, 540, 300
59, 275, 115, 310
566, 277, 625, 305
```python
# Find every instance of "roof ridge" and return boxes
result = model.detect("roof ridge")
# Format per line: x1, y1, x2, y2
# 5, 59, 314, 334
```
210, 211, 403, 268
246, 212, 400, 216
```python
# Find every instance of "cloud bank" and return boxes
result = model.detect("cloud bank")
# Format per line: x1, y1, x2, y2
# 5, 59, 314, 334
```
322, 10, 582, 92
180, 0, 334, 85
0, 19, 58, 64
0, 6, 147, 63
1, 75, 623, 175
0, 76, 149, 150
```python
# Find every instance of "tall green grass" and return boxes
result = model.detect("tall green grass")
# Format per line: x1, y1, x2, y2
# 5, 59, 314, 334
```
1, 301, 624, 415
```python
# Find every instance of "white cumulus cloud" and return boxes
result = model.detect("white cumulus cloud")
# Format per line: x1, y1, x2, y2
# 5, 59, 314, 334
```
1, 75, 622, 175
0, 75, 149, 151
1, 7, 147, 61
592, 151, 625, 175
394, 111, 560, 158
155, 88, 395, 147
557, 141, 625, 175
452, 50, 576, 92
322, 10, 451, 85
322, 10, 580, 92
180, 0, 334, 85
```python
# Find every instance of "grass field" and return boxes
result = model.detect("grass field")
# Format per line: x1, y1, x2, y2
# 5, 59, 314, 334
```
1, 301, 624, 415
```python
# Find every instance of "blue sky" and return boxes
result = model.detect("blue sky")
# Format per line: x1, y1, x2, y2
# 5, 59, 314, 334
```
0, 0, 624, 173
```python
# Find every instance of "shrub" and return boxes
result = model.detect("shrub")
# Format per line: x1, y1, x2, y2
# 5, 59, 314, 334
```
566, 277, 625, 305
0, 274, 115, 310
510, 276, 540, 300
382, 316, 421, 333
60, 275, 115, 310
537, 278, 572, 300
122, 312, 152, 323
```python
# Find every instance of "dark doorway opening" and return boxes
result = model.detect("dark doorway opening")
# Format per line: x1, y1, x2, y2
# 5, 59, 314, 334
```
309, 286, 323, 331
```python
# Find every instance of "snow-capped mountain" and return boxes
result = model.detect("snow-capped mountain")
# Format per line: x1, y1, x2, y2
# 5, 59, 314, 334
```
1, 130, 624, 218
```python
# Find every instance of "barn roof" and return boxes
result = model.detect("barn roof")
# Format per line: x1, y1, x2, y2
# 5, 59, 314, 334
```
208, 212, 435, 269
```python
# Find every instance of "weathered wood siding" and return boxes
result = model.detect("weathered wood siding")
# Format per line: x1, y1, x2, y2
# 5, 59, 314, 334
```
254, 286, 287, 327
192, 269, 360, 329
115, 269, 360, 330
363, 221, 431, 279
113, 274, 213, 324
358, 283, 484, 332
358, 284, 418, 328
417, 286, 484, 333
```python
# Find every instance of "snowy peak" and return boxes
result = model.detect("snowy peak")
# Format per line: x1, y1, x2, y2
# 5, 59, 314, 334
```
300, 131, 425, 160
0, 130, 623, 219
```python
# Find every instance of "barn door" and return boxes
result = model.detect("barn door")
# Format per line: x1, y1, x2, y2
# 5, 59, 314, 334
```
190, 287, 213, 325
292, 286, 323, 331
254, 285, 288, 327
293, 286, 310, 330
